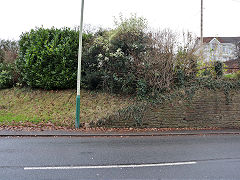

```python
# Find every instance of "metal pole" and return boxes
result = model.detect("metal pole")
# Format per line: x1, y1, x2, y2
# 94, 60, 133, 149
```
76, 0, 84, 128
200, 0, 204, 61
200, 0, 203, 46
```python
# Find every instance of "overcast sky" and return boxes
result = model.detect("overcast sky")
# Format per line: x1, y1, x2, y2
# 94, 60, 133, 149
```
1, 0, 240, 40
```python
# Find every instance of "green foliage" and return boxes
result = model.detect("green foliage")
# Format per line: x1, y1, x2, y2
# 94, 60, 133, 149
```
13, 16, 206, 98
95, 76, 240, 128
82, 16, 198, 96
82, 14, 151, 95
104, 15, 149, 94
214, 61, 223, 78
236, 71, 240, 79
0, 63, 15, 89
81, 29, 107, 90
174, 50, 197, 87
196, 59, 215, 77
99, 47, 137, 94
0, 49, 3, 63
224, 70, 240, 80
16, 27, 90, 90
136, 79, 148, 98
111, 14, 148, 54
174, 68, 186, 86
224, 73, 237, 79
16, 21, 150, 92
81, 71, 103, 90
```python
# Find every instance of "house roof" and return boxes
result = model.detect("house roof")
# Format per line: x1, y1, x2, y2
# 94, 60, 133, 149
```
224, 58, 240, 68
203, 37, 240, 44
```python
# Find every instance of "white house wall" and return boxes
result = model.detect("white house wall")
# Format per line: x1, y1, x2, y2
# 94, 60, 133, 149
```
202, 40, 237, 62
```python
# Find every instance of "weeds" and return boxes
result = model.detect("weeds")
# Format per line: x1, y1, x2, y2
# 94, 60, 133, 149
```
0, 88, 133, 127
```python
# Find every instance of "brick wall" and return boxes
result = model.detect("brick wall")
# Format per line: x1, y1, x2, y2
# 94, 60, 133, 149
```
101, 89, 240, 128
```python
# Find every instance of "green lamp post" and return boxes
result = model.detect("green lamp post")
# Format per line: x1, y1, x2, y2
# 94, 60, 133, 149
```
76, 0, 84, 128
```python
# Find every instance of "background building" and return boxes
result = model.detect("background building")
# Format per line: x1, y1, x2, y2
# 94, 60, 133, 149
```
202, 37, 240, 62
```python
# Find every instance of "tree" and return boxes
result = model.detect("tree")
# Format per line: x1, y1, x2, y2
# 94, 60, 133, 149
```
0, 39, 18, 64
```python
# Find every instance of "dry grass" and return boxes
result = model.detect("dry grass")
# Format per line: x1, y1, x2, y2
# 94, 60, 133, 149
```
0, 88, 133, 127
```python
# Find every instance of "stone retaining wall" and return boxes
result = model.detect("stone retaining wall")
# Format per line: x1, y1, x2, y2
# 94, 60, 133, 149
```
101, 89, 240, 128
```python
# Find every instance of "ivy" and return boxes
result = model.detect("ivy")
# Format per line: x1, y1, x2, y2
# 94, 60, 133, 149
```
91, 77, 240, 128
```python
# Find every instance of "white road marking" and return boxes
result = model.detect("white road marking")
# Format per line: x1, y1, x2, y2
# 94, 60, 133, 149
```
24, 161, 196, 170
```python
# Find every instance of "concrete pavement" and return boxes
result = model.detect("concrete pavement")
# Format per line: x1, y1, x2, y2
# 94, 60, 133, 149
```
0, 128, 240, 137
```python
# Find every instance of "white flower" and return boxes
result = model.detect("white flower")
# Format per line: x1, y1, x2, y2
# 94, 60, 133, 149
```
98, 54, 103, 58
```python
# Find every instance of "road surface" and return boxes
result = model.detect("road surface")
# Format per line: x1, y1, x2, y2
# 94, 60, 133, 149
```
0, 135, 240, 179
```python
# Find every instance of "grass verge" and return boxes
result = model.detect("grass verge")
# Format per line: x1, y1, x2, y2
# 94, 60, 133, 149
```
0, 88, 133, 128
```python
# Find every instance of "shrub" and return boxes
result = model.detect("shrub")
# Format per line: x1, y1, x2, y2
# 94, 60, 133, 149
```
80, 15, 152, 94
98, 15, 150, 94
0, 39, 18, 64
174, 32, 198, 85
214, 61, 223, 78
88, 16, 194, 95
81, 29, 108, 90
110, 14, 148, 55
142, 29, 177, 92
81, 71, 103, 90
15, 17, 200, 96
17, 27, 92, 90
0, 63, 15, 89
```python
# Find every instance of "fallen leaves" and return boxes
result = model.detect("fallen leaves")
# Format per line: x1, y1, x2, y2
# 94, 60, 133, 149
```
0, 123, 223, 133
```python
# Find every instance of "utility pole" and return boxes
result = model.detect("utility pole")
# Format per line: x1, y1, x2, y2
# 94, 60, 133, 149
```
200, 0, 204, 60
76, 0, 84, 128
200, 0, 203, 46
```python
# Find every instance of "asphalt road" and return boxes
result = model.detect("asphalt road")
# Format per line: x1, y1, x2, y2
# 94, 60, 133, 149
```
0, 135, 240, 180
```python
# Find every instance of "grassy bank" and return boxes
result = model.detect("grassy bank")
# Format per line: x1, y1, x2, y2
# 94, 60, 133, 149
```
0, 88, 133, 127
